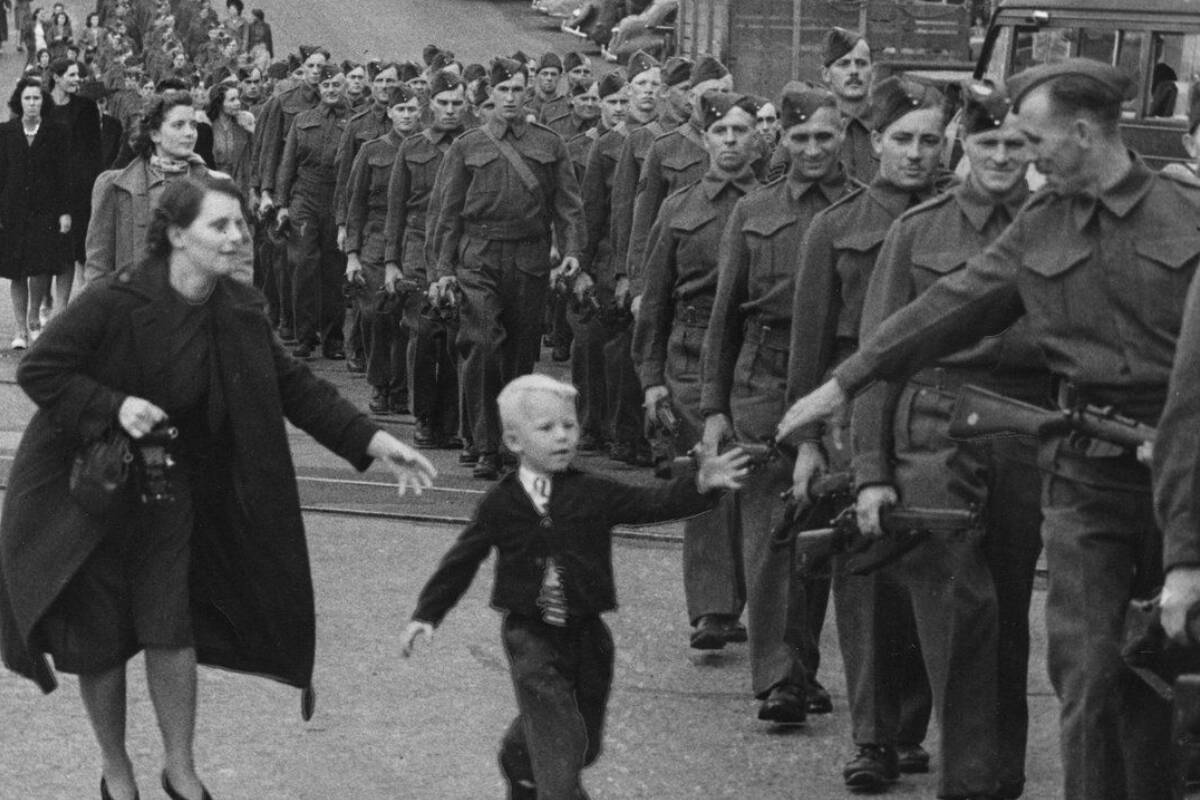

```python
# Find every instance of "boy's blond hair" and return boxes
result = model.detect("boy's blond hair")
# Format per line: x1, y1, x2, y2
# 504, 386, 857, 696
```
496, 374, 578, 431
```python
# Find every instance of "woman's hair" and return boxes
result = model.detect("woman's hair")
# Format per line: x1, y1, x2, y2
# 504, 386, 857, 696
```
146, 174, 246, 260
86, 11, 99, 26
130, 91, 193, 159
227, 0, 244, 13
35, 48, 51, 66
206, 83, 238, 120
52, 11, 67, 24
251, 8, 264, 21
8, 77, 49, 117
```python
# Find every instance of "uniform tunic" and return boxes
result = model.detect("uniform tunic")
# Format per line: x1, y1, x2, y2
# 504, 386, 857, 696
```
333, 103, 391, 227
832, 159, 1200, 800
547, 110, 596, 142
608, 117, 669, 280
254, 82, 318, 194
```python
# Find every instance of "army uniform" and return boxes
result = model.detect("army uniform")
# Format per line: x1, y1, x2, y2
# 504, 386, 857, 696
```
835, 153, 1200, 800
344, 129, 407, 410
635, 165, 758, 643
785, 175, 939, 758
254, 80, 320, 335
537, 92, 571, 126
275, 99, 352, 355
702, 161, 857, 704
547, 110, 596, 143
384, 124, 467, 444
431, 113, 585, 464
852, 173, 1047, 798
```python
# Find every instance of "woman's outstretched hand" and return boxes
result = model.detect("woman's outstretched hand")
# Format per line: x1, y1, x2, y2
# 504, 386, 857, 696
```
367, 431, 437, 496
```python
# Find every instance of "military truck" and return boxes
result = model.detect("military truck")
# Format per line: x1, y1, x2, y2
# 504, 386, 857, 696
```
976, 0, 1200, 168
672, 0, 974, 101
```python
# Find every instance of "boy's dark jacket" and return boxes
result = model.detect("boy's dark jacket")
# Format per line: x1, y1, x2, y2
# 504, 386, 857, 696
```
413, 467, 715, 625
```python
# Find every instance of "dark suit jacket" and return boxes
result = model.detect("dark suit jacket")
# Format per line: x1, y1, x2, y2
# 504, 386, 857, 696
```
413, 467, 715, 625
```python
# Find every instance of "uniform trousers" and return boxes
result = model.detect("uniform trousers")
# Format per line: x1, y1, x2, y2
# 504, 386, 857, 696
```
566, 298, 609, 443
288, 182, 345, 349
499, 614, 613, 800
1040, 436, 1170, 800
399, 229, 453, 429
729, 326, 817, 696
663, 320, 744, 626
605, 324, 645, 449
456, 236, 552, 456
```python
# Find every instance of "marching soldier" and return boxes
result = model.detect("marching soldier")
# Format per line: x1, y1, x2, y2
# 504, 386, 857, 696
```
274, 63, 352, 360
770, 28, 877, 183
634, 91, 761, 655
428, 57, 585, 480
779, 59, 1198, 800
698, 87, 856, 723
526, 52, 565, 122
546, 81, 601, 142
848, 82, 1047, 800
780, 76, 945, 790
381, 72, 469, 445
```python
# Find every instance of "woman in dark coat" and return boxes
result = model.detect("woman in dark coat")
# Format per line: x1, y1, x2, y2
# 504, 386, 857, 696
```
0, 76, 71, 349
0, 175, 436, 800
44, 56, 102, 299
206, 81, 253, 196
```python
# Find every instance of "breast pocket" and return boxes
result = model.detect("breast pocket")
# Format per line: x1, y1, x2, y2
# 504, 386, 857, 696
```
742, 214, 796, 291
661, 152, 704, 185
1021, 245, 1092, 332
910, 249, 970, 294
366, 154, 394, 204
1134, 235, 1200, 332
464, 149, 502, 198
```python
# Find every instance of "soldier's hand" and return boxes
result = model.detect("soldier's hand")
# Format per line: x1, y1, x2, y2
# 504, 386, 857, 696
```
695, 445, 751, 493
777, 379, 847, 441
630, 294, 642, 319
258, 191, 274, 217
856, 485, 899, 539
558, 256, 581, 279
790, 441, 827, 505
384, 262, 402, 294
59, 214, 71, 234
701, 413, 733, 454
430, 275, 459, 306
1162, 567, 1200, 644
643, 385, 669, 414
614, 276, 631, 306
345, 253, 365, 284
572, 270, 594, 303
337, 225, 348, 253
401, 620, 435, 657
1137, 441, 1154, 465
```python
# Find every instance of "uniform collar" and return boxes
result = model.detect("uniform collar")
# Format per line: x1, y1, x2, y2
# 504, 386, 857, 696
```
426, 125, 462, 145
386, 129, 405, 147
867, 176, 932, 216
320, 100, 348, 118
956, 174, 1029, 232
488, 115, 527, 139
1068, 154, 1153, 230
680, 119, 705, 148
702, 166, 758, 199
788, 163, 850, 203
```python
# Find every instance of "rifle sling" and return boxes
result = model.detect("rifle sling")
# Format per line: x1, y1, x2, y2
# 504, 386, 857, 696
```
481, 125, 545, 202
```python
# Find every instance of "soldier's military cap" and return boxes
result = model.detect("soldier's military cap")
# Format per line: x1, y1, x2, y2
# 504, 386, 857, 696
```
297, 44, 327, 62
598, 72, 626, 99
422, 44, 441, 66
430, 52, 455, 73
539, 53, 563, 74
662, 56, 693, 87
286, 53, 301, 73
569, 82, 595, 98
470, 79, 491, 107
564, 52, 587, 73
267, 60, 290, 80
387, 84, 418, 106
870, 76, 944, 132
316, 63, 342, 82
397, 61, 421, 82
490, 57, 528, 86
961, 79, 1011, 136
626, 50, 660, 81
429, 69, 463, 98
823, 27, 866, 67
1007, 57, 1137, 108
698, 90, 759, 130
342, 60, 362, 75
464, 63, 487, 83
692, 55, 729, 86
780, 85, 837, 128
365, 59, 382, 79
510, 50, 532, 67
1189, 83, 1200, 134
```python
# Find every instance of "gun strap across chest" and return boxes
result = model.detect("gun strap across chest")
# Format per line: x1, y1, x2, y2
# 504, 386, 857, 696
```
481, 125, 544, 201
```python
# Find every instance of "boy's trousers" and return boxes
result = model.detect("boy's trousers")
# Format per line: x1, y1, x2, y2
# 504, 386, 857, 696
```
499, 614, 613, 800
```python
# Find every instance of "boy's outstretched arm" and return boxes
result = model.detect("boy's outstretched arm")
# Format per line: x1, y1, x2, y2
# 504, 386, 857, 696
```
401, 620, 435, 657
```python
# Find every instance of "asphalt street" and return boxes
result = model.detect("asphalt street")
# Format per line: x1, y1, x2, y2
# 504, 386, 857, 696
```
0, 2, 1065, 798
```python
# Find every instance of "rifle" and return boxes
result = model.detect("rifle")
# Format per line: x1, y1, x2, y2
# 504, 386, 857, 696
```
793, 503, 979, 577
769, 471, 855, 554
949, 384, 1156, 454
647, 396, 680, 480
371, 278, 424, 317
556, 273, 634, 328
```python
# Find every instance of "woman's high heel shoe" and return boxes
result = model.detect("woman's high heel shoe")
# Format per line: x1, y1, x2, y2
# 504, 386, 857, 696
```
100, 777, 140, 800
160, 772, 213, 800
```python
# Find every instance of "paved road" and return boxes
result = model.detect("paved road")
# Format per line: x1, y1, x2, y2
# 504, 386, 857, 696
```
0, 4, 1066, 798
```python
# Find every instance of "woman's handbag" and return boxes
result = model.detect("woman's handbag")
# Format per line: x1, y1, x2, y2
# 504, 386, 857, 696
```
69, 428, 134, 516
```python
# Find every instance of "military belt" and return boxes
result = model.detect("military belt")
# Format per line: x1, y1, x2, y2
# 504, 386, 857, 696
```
674, 302, 712, 327
742, 319, 790, 350
463, 220, 548, 241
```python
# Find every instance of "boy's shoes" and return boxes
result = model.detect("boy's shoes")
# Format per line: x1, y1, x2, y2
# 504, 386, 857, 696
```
414, 420, 440, 449
806, 678, 833, 714
896, 743, 931, 774
757, 683, 807, 725
843, 744, 899, 790
368, 387, 391, 415
689, 614, 741, 650
473, 453, 500, 480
